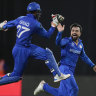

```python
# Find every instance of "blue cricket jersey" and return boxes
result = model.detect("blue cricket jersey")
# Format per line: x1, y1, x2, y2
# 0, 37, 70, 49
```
3, 14, 55, 46
56, 32, 95, 68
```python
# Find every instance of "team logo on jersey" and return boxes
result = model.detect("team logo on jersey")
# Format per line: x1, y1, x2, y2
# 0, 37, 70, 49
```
69, 49, 81, 54
79, 45, 82, 49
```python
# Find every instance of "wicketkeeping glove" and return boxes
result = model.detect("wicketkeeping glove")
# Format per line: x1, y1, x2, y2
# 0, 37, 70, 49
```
52, 14, 64, 26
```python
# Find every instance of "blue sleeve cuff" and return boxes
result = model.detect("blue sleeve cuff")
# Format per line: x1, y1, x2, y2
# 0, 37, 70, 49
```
3, 25, 7, 29
51, 26, 55, 30
91, 64, 95, 68
58, 32, 63, 36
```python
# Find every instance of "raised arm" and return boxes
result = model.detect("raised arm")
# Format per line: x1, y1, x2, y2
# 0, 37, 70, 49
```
56, 23, 69, 47
35, 14, 64, 39
56, 24, 64, 46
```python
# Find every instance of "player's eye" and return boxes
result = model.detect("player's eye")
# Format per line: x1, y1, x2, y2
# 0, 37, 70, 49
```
75, 30, 79, 32
72, 30, 74, 32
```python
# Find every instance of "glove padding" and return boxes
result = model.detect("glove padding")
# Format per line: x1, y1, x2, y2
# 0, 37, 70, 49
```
52, 14, 64, 26
0, 20, 7, 30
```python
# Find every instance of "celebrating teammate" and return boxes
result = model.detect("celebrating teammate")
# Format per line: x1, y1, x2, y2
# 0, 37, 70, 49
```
34, 23, 96, 96
0, 2, 70, 85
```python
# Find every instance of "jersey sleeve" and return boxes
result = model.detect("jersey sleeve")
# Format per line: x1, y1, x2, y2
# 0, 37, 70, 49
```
3, 19, 18, 29
2, 16, 24, 29
80, 46, 95, 67
35, 22, 55, 39
56, 32, 69, 47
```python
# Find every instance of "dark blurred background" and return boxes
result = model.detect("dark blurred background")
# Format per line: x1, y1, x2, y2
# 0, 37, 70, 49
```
0, 0, 96, 96
0, 0, 96, 76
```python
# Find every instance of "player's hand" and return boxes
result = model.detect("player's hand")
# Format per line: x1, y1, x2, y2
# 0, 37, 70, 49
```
0, 20, 7, 30
51, 14, 64, 27
51, 21, 57, 27
4, 29, 8, 31
93, 65, 96, 72
57, 23, 65, 32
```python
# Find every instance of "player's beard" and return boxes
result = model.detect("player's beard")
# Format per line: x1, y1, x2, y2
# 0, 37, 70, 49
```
71, 35, 79, 41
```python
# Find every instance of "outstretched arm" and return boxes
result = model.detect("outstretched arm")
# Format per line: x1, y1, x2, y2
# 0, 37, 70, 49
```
0, 17, 20, 31
3, 19, 18, 29
35, 22, 56, 39
80, 47, 96, 72
36, 14, 64, 39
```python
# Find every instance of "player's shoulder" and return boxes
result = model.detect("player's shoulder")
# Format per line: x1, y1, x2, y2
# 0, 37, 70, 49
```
17, 16, 25, 20
79, 40, 84, 47
79, 38, 83, 44
76, 38, 84, 49
35, 20, 41, 25
59, 37, 70, 46
64, 37, 70, 39
35, 20, 43, 29
61, 37, 70, 43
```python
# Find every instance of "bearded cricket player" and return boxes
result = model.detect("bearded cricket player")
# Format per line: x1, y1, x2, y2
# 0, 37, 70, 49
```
34, 23, 96, 96
0, 2, 70, 85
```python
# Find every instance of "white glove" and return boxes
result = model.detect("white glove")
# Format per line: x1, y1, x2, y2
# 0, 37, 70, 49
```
52, 14, 64, 26
0, 20, 7, 30
52, 14, 59, 26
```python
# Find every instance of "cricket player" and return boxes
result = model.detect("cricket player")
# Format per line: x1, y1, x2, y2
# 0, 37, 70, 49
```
0, 2, 70, 85
34, 23, 96, 96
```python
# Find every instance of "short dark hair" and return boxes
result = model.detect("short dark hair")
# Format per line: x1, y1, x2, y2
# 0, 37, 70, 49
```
70, 23, 82, 32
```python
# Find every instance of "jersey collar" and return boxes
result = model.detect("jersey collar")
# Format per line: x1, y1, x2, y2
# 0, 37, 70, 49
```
69, 37, 82, 43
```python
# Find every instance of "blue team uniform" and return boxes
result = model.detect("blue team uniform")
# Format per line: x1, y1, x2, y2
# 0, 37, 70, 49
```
3, 14, 55, 76
43, 32, 95, 96
0, 2, 63, 85
0, 13, 61, 85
